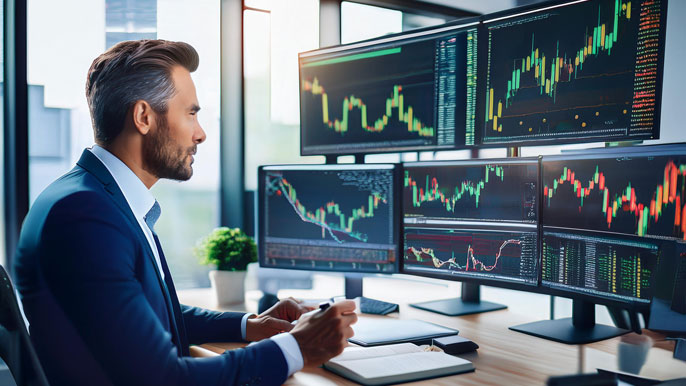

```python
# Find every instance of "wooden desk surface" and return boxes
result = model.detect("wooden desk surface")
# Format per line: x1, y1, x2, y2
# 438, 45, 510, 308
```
179, 275, 686, 385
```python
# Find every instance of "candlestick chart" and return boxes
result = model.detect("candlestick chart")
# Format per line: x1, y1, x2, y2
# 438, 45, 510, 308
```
403, 227, 538, 285
542, 153, 686, 240
261, 167, 397, 272
403, 161, 538, 223
482, 0, 665, 144
303, 78, 435, 138
300, 28, 478, 154
542, 231, 658, 302
264, 170, 394, 245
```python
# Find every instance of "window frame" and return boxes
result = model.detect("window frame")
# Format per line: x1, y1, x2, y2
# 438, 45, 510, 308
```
3, 0, 30, 273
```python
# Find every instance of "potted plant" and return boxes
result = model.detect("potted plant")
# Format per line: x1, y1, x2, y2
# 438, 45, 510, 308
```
195, 227, 257, 305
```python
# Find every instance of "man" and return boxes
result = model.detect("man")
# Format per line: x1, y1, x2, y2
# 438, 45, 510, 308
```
14, 40, 356, 385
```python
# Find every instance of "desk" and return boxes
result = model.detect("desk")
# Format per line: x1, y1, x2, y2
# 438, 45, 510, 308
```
178, 275, 685, 385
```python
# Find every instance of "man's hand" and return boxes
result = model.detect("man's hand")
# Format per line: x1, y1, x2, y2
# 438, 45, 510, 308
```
260, 297, 313, 323
245, 298, 314, 341
290, 300, 357, 367
245, 314, 293, 341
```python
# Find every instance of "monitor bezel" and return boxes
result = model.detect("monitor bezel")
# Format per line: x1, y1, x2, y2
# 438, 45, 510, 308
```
298, 17, 482, 156
476, 0, 667, 148
257, 163, 402, 274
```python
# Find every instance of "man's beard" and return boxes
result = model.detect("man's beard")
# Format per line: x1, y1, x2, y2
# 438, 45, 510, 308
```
142, 114, 196, 181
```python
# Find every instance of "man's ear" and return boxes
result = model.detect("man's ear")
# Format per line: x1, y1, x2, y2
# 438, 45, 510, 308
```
131, 100, 156, 135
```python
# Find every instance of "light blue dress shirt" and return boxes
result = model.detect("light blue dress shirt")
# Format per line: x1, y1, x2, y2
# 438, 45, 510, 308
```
89, 145, 304, 376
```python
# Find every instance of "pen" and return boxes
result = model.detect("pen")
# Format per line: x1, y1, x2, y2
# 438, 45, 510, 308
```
292, 301, 331, 325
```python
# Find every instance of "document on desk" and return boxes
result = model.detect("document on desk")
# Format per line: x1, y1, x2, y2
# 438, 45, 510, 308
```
324, 343, 474, 385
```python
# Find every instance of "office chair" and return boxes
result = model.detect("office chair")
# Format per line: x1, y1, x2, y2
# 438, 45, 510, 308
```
0, 265, 49, 386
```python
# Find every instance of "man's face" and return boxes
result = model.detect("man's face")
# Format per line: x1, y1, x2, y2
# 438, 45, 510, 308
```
143, 66, 206, 181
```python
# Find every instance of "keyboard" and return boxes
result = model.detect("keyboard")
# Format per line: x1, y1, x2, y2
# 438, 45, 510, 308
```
360, 297, 399, 315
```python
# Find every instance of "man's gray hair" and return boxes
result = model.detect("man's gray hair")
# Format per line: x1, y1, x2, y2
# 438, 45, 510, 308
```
85, 39, 199, 144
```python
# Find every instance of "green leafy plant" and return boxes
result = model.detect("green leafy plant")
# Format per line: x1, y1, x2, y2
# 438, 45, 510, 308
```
195, 227, 257, 271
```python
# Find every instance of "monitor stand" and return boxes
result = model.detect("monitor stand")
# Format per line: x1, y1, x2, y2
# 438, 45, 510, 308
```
410, 282, 507, 316
342, 274, 399, 315
509, 299, 630, 344
344, 274, 364, 299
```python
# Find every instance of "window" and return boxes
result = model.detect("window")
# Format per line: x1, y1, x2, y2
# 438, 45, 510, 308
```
341, 2, 402, 44
27, 0, 220, 288
243, 0, 322, 192
340, 2, 453, 164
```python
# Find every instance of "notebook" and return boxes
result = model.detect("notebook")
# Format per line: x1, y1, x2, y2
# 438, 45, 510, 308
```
324, 343, 474, 385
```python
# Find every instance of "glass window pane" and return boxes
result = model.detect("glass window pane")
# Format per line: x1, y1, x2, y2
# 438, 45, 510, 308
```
27, 0, 220, 288
243, 0, 322, 191
155, 0, 220, 289
341, 2, 402, 44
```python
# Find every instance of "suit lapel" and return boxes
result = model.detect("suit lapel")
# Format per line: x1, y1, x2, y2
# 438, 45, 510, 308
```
76, 149, 185, 355
154, 234, 189, 356
76, 150, 156, 261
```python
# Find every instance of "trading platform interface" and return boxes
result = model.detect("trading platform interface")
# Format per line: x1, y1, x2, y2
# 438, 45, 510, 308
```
402, 159, 539, 287
405, 225, 539, 285
482, 0, 666, 145
300, 24, 478, 155
542, 150, 686, 240
403, 160, 538, 223
259, 165, 398, 273
540, 145, 686, 304
542, 230, 658, 303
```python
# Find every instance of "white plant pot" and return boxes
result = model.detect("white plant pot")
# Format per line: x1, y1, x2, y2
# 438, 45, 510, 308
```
209, 270, 247, 306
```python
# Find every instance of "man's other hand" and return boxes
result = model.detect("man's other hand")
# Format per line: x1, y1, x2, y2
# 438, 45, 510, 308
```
245, 298, 314, 341
290, 300, 357, 367
260, 297, 313, 323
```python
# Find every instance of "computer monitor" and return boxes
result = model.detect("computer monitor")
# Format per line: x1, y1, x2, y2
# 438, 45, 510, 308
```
258, 164, 400, 297
299, 19, 480, 156
511, 143, 685, 344
479, 0, 667, 146
401, 158, 540, 315
648, 240, 686, 334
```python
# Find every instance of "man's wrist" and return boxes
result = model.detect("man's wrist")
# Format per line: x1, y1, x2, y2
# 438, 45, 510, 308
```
241, 313, 256, 341
270, 333, 304, 376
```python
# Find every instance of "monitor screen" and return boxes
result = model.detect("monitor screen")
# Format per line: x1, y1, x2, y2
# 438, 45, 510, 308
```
542, 229, 659, 304
258, 164, 399, 273
542, 145, 686, 240
403, 159, 538, 223
480, 0, 667, 146
299, 21, 479, 155
402, 158, 539, 287
404, 224, 539, 286
539, 144, 686, 305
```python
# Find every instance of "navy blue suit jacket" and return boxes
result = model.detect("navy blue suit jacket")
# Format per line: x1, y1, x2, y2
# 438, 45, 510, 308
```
14, 149, 288, 385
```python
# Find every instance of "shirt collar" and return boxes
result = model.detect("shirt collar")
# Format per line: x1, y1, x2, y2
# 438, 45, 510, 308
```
89, 145, 156, 221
